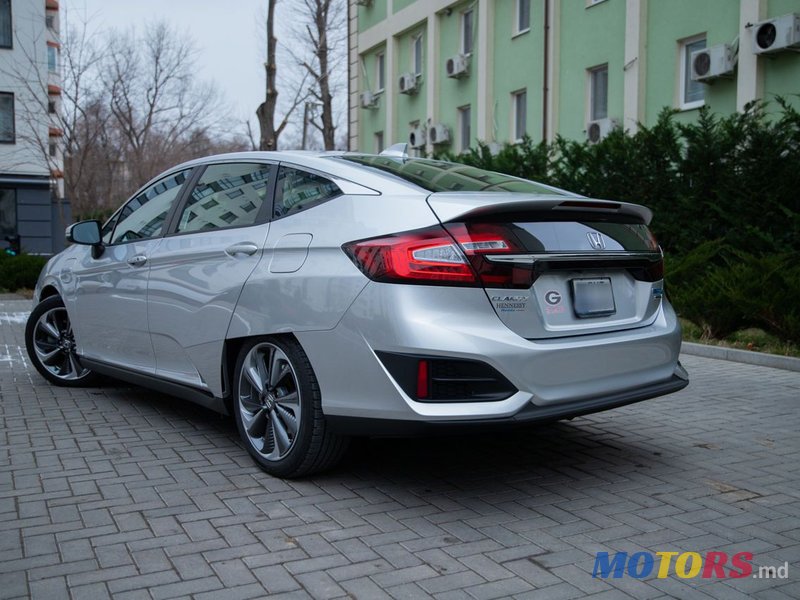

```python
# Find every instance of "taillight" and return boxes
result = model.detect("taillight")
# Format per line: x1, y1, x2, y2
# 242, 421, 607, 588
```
342, 225, 479, 285
343, 223, 535, 288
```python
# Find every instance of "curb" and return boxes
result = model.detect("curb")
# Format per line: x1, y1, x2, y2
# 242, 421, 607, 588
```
681, 341, 800, 373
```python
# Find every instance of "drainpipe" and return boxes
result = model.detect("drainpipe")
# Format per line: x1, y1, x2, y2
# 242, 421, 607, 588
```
542, 0, 550, 141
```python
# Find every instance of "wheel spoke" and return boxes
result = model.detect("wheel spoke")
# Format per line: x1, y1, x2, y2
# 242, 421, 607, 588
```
68, 354, 84, 379
275, 405, 298, 436
272, 414, 291, 455
38, 319, 60, 340
276, 391, 299, 408
269, 350, 289, 388
247, 408, 269, 438
244, 364, 264, 395
37, 346, 62, 364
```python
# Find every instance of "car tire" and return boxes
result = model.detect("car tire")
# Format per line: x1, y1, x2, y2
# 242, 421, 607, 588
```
25, 295, 99, 387
233, 336, 349, 478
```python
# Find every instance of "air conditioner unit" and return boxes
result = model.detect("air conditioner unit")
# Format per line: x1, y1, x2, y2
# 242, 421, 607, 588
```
428, 124, 451, 145
360, 91, 378, 109
398, 73, 419, 95
586, 118, 618, 144
445, 54, 469, 78
408, 126, 426, 149
752, 13, 800, 54
691, 43, 737, 81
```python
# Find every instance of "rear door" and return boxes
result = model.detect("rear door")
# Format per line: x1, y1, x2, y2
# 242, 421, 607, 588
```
427, 193, 664, 339
145, 161, 276, 395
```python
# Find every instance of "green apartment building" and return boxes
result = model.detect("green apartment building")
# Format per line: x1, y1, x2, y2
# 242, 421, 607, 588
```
347, 0, 800, 154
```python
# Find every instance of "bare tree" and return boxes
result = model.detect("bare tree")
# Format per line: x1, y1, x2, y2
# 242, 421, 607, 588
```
103, 22, 226, 190
256, 0, 307, 151
290, 0, 346, 150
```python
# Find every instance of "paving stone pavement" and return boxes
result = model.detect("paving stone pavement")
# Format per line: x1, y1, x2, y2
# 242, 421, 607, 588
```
1, 298, 798, 600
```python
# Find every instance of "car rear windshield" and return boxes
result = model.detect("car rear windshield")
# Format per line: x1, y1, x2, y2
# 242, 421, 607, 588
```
336, 155, 564, 195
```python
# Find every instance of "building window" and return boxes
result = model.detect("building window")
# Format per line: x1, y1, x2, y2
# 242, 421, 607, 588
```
515, 0, 530, 35
680, 35, 706, 109
374, 131, 384, 153
47, 45, 58, 72
49, 141, 57, 157
46, 14, 56, 31
458, 104, 471, 153
0, 188, 15, 237
512, 89, 527, 141
0, 92, 14, 143
375, 52, 385, 92
589, 64, 608, 121
0, 0, 11, 49
48, 100, 56, 114
412, 34, 423, 76
461, 9, 474, 55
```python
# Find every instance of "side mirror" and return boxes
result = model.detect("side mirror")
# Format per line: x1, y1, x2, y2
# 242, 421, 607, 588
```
66, 220, 102, 245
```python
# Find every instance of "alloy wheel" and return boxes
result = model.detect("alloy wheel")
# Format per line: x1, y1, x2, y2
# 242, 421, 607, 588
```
31, 307, 90, 381
237, 342, 302, 462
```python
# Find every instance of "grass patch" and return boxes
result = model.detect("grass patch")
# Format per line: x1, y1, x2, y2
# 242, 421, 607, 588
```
680, 318, 800, 358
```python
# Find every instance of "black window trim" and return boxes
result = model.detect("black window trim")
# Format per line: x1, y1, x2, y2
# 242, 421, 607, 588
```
162, 160, 279, 239
271, 161, 343, 222
0, 0, 12, 50
0, 91, 15, 144
106, 166, 198, 247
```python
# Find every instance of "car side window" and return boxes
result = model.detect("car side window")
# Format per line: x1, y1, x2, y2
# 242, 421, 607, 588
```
110, 169, 191, 245
274, 166, 341, 219
176, 163, 272, 234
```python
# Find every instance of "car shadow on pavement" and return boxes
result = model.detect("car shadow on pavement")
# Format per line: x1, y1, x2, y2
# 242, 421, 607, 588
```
95, 380, 663, 491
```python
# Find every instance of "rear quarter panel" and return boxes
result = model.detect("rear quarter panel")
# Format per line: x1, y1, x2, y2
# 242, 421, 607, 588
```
226, 192, 436, 338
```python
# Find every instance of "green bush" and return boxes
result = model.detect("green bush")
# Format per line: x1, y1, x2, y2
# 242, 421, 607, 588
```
0, 253, 49, 292
440, 99, 800, 344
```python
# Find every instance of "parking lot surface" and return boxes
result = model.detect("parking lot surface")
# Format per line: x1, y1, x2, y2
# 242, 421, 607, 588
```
1, 297, 798, 599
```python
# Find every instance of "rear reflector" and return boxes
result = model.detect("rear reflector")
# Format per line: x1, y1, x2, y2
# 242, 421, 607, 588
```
377, 352, 517, 402
416, 360, 429, 399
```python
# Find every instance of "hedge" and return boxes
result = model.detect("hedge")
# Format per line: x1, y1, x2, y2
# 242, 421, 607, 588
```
440, 100, 800, 343
0, 253, 49, 293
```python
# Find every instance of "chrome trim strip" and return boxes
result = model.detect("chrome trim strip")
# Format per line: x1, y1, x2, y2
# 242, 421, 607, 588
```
485, 252, 661, 264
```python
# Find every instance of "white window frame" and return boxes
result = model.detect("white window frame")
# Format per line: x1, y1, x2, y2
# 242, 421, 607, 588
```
461, 9, 474, 55
587, 63, 609, 122
47, 45, 59, 73
374, 131, 384, 154
678, 34, 706, 111
412, 34, 423, 76
458, 104, 471, 153
375, 51, 385, 93
514, 0, 531, 36
512, 89, 527, 143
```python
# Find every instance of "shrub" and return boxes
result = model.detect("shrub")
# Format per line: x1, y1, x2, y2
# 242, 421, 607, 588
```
0, 253, 49, 292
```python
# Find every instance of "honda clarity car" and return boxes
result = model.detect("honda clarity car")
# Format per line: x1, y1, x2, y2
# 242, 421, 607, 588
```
26, 147, 689, 477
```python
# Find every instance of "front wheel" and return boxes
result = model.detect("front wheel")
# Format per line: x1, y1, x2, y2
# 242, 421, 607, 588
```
25, 295, 98, 387
233, 337, 349, 478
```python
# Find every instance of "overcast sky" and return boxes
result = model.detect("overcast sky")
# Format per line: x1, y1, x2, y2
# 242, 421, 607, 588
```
64, 0, 272, 140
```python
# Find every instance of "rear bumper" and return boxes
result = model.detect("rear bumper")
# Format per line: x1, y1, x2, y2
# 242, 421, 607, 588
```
326, 370, 689, 436
298, 282, 685, 424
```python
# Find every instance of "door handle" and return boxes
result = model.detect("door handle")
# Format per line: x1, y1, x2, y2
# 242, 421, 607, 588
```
225, 242, 259, 257
128, 255, 147, 267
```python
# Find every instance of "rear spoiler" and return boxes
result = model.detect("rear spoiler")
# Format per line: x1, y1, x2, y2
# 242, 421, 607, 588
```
426, 193, 653, 225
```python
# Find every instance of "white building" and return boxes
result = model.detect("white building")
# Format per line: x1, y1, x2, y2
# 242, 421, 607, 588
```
0, 0, 67, 254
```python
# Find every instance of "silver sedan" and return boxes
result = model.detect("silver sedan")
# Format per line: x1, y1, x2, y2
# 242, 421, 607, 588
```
26, 147, 688, 477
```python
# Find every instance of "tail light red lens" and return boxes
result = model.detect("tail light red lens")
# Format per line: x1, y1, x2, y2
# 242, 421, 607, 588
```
343, 223, 535, 288
342, 225, 478, 285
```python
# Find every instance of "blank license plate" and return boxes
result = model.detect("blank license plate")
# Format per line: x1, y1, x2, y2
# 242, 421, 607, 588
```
571, 278, 616, 318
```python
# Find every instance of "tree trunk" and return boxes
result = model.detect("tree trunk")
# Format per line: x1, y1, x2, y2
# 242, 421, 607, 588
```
257, 0, 279, 151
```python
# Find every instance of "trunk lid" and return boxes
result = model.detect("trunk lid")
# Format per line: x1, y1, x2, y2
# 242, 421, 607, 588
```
427, 193, 664, 340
